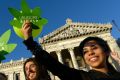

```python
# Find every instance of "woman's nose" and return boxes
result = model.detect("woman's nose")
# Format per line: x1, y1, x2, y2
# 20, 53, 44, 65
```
26, 68, 30, 74
88, 50, 95, 56
26, 70, 29, 74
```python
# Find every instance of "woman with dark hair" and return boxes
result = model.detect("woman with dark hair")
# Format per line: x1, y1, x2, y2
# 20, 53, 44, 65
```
79, 37, 114, 70
21, 20, 120, 80
0, 72, 7, 80
24, 58, 51, 80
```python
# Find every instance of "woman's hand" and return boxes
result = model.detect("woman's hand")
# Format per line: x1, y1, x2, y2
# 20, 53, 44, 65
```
111, 51, 120, 64
21, 20, 32, 40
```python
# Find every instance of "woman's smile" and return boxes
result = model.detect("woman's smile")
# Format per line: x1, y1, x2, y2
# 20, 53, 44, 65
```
89, 56, 99, 62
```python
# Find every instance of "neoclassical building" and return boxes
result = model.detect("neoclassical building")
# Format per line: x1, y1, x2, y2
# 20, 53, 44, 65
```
0, 58, 25, 80
0, 19, 120, 80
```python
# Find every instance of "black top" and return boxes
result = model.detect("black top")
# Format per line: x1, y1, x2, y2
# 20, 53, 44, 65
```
23, 37, 120, 80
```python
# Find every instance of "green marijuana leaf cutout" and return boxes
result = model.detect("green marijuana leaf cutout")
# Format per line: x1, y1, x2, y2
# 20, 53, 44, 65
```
0, 30, 17, 62
8, 0, 48, 39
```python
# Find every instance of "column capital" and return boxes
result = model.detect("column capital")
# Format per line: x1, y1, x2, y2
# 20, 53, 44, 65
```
56, 50, 63, 64
68, 48, 74, 51
56, 50, 61, 53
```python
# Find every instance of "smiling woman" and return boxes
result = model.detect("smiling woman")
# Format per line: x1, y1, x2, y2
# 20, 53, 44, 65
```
24, 58, 51, 80
23, 58, 51, 80
79, 37, 113, 72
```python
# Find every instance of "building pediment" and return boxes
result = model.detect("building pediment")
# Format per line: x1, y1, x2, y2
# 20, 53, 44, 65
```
40, 18, 112, 44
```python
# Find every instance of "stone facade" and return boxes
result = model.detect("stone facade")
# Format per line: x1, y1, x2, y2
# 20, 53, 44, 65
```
0, 19, 120, 80
0, 58, 25, 80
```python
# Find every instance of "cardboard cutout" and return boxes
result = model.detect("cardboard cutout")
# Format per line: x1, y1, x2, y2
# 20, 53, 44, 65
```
8, 0, 48, 39
0, 30, 17, 62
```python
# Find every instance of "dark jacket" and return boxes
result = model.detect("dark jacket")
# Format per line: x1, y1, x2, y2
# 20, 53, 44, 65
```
23, 37, 120, 80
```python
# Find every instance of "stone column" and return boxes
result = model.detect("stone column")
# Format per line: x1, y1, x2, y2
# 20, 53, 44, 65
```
49, 72, 54, 80
56, 50, 63, 64
20, 71, 25, 80
56, 50, 67, 80
9, 72, 14, 80
68, 48, 79, 69
55, 76, 60, 80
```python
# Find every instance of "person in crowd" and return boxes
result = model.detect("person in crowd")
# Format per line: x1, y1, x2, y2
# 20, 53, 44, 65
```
0, 72, 7, 80
21, 20, 120, 80
24, 57, 51, 80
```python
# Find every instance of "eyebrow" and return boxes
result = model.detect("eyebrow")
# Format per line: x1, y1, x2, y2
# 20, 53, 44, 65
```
83, 44, 97, 50
83, 48, 88, 51
84, 42, 97, 47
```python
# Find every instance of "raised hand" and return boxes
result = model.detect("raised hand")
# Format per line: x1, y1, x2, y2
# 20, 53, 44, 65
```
21, 20, 32, 40
111, 51, 120, 64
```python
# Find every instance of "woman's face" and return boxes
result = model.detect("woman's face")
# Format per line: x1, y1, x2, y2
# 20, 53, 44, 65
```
25, 61, 37, 80
83, 40, 107, 69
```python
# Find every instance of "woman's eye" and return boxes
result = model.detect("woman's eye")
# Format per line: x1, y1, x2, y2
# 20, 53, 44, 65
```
25, 68, 28, 71
30, 65, 35, 68
92, 46, 97, 49
83, 51, 88, 54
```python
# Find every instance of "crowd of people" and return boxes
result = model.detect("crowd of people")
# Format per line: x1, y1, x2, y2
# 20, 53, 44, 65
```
21, 20, 120, 80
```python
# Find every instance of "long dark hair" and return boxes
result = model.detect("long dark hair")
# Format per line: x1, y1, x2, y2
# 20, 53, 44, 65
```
23, 57, 51, 80
0, 72, 7, 80
79, 36, 114, 70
